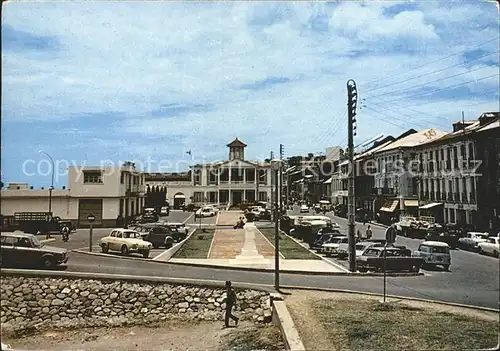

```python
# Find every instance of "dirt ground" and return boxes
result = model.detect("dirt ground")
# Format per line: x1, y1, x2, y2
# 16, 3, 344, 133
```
2, 320, 283, 351
284, 289, 499, 351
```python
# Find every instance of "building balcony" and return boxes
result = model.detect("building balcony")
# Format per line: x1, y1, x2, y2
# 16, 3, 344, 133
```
461, 192, 468, 203
469, 192, 476, 204
447, 193, 453, 202
125, 185, 145, 196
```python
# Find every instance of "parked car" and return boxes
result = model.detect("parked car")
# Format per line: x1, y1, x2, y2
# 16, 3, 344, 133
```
458, 232, 489, 251
204, 204, 220, 213
355, 241, 381, 257
132, 224, 182, 248
356, 246, 422, 273
311, 233, 341, 251
100, 228, 152, 258
478, 236, 500, 258
322, 236, 348, 257
159, 206, 170, 217
195, 207, 216, 218
0, 232, 68, 269
300, 205, 309, 213
412, 241, 451, 271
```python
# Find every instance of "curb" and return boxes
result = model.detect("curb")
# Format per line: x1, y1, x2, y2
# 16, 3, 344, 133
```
272, 299, 305, 350
279, 285, 500, 313
152, 228, 197, 261
0, 269, 276, 293
152, 260, 423, 277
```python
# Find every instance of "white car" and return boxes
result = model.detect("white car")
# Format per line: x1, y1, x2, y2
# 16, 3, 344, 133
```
300, 205, 309, 213
355, 241, 380, 257
205, 204, 220, 213
478, 236, 500, 258
195, 207, 216, 218
322, 236, 348, 257
100, 228, 152, 258
160, 206, 169, 216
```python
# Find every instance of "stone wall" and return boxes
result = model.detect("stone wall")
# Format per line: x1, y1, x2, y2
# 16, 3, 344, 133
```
0, 276, 272, 335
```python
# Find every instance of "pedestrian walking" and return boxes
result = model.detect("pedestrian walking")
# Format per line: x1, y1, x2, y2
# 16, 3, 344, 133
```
223, 281, 239, 328
366, 225, 373, 239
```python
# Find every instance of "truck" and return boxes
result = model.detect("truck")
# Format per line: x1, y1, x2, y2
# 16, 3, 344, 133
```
396, 215, 436, 238
14, 212, 74, 235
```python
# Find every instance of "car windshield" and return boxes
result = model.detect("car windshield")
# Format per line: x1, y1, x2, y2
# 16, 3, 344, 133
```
30, 236, 43, 248
356, 244, 367, 250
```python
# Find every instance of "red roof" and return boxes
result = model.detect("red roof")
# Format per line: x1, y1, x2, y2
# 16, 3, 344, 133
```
227, 138, 247, 147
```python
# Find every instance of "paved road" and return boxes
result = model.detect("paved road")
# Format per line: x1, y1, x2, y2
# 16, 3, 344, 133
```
288, 208, 500, 309
63, 251, 498, 309
23, 209, 499, 309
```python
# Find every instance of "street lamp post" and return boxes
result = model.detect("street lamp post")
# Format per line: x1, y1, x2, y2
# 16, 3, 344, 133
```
39, 151, 55, 215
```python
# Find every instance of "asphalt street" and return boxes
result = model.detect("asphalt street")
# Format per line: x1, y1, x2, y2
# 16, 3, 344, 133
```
288, 208, 499, 309
23, 208, 500, 309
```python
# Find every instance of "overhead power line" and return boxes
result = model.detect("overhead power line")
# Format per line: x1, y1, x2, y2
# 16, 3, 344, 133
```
366, 61, 498, 100
400, 87, 499, 109
365, 50, 499, 96
365, 74, 499, 106
365, 36, 499, 88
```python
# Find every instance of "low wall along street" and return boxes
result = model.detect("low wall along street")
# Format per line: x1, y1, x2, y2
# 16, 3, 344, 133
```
0, 275, 273, 336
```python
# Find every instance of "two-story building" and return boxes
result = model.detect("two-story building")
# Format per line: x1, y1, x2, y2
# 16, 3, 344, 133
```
149, 139, 275, 208
373, 128, 448, 224
0, 162, 146, 227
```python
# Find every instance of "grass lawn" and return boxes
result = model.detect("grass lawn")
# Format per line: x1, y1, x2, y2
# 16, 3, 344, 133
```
172, 229, 215, 259
258, 228, 320, 260
313, 298, 498, 350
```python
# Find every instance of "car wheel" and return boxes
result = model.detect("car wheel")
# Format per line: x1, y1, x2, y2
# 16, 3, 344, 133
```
121, 245, 129, 255
153, 243, 159, 249
101, 243, 109, 253
142, 250, 149, 258
478, 247, 485, 255
493, 250, 499, 258
41, 256, 54, 269
358, 268, 367, 273
443, 265, 450, 271
410, 265, 419, 273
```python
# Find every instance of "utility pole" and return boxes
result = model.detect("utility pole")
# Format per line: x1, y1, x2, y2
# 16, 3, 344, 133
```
347, 79, 358, 273
270, 151, 275, 206
274, 162, 280, 290
279, 144, 284, 215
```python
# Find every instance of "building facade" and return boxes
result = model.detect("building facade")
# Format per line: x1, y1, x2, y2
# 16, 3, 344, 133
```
145, 139, 275, 208
373, 128, 447, 224
1, 163, 146, 227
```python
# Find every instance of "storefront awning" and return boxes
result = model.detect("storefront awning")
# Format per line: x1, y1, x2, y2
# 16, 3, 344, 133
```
420, 202, 443, 210
323, 177, 332, 184
379, 200, 400, 212
174, 194, 186, 199
404, 200, 419, 207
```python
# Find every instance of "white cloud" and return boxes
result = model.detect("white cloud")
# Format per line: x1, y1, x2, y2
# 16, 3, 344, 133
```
1, 0, 498, 170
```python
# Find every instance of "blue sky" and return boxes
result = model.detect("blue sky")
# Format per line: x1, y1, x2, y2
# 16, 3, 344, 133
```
1, 1, 499, 187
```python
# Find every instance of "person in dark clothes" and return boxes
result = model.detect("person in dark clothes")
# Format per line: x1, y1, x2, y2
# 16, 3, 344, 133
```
223, 281, 239, 327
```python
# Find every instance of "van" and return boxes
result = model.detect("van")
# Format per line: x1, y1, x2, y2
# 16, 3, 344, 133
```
412, 241, 451, 271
